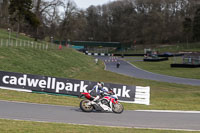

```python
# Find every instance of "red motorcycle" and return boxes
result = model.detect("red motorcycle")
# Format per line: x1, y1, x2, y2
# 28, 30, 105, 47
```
79, 91, 124, 114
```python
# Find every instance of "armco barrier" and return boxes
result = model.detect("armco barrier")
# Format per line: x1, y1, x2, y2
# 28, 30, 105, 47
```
85, 52, 145, 57
158, 53, 184, 57
143, 57, 168, 62
113, 54, 145, 56
171, 64, 200, 68
85, 52, 111, 56
0, 71, 150, 105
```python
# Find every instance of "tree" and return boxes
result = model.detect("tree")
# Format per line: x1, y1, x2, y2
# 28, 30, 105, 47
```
85, 5, 100, 41
4, 0, 198, 44
25, 11, 40, 29
9, 0, 39, 38
193, 7, 200, 41
33, 0, 63, 40
0, 0, 9, 27
59, 0, 79, 41
183, 17, 192, 46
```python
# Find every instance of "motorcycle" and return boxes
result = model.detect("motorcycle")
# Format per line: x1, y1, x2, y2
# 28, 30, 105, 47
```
79, 91, 124, 114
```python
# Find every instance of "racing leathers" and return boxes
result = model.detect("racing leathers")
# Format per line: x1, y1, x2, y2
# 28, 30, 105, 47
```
90, 85, 108, 104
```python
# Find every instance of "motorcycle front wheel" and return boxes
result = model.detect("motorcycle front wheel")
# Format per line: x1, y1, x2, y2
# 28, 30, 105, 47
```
80, 100, 94, 112
112, 103, 124, 114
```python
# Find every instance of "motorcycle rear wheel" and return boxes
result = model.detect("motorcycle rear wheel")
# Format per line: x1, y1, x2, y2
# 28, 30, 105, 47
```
112, 103, 124, 114
80, 100, 93, 112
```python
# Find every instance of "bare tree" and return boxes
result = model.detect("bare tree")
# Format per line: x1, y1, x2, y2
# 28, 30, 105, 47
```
31, 0, 64, 40
58, 0, 78, 41
0, 0, 9, 28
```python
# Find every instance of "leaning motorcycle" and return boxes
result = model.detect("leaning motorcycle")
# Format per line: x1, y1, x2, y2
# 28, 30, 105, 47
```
79, 92, 124, 114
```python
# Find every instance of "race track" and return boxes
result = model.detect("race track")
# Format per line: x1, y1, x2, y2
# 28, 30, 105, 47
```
1, 56, 200, 131
0, 100, 200, 131
97, 56, 200, 86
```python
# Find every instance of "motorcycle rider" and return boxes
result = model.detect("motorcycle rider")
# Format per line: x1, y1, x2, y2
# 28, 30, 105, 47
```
90, 82, 108, 105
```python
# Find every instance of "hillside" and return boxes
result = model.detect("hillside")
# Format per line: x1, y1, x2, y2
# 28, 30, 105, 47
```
0, 46, 102, 79
0, 28, 103, 79
0, 28, 35, 41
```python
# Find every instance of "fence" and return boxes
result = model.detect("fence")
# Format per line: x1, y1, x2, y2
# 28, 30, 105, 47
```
0, 38, 50, 50
0, 38, 68, 51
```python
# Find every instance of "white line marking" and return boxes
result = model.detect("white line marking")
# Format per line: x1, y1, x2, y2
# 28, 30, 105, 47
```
0, 86, 32, 93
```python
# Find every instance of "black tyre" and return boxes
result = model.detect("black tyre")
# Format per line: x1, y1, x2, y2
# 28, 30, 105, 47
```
80, 100, 93, 112
112, 103, 124, 114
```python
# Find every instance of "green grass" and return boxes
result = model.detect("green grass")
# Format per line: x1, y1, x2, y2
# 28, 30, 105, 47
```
155, 42, 200, 53
126, 57, 200, 79
0, 46, 97, 78
0, 28, 35, 41
114, 42, 200, 54
0, 28, 51, 46
0, 119, 199, 133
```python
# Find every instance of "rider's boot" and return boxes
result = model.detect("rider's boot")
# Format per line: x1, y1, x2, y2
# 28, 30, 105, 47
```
90, 96, 100, 105
87, 101, 96, 105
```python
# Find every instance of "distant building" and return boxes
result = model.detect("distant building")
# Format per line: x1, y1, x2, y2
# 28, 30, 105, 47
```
183, 53, 200, 65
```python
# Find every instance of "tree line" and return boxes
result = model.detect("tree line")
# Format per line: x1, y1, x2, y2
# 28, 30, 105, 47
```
0, 0, 200, 44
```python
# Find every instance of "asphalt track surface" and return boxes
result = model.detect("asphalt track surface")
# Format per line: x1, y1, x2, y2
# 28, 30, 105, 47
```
97, 56, 200, 86
0, 100, 200, 131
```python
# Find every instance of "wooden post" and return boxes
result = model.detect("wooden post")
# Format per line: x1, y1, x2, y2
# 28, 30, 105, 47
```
7, 39, 8, 46
20, 40, 22, 47
10, 39, 12, 47
11, 39, 13, 46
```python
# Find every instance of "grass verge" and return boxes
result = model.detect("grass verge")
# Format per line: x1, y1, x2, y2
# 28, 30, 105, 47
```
0, 119, 198, 133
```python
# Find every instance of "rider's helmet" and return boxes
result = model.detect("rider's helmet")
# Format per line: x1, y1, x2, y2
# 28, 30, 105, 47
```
100, 82, 104, 87
97, 82, 104, 89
